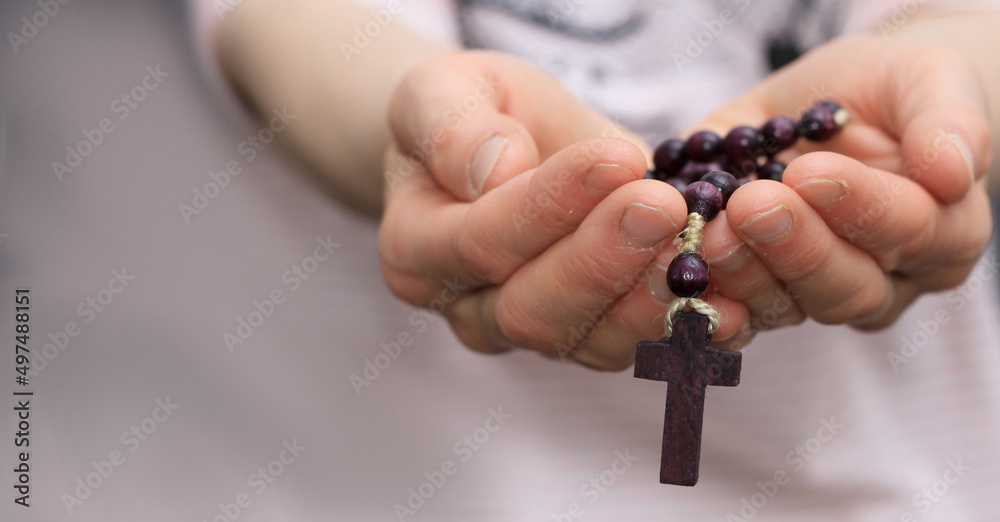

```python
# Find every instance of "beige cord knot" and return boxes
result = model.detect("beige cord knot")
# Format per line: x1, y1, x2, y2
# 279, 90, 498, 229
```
665, 212, 719, 336
665, 298, 721, 335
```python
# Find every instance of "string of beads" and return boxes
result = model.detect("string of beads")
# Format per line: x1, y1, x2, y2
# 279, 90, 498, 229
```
650, 101, 849, 335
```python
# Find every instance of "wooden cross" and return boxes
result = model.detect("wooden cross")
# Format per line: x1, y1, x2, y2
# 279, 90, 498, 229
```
634, 311, 742, 486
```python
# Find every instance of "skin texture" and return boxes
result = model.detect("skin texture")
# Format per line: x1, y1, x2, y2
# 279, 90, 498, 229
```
221, 3, 1000, 371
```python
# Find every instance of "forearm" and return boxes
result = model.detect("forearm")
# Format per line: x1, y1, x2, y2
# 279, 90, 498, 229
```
892, 11, 1000, 191
217, 0, 452, 216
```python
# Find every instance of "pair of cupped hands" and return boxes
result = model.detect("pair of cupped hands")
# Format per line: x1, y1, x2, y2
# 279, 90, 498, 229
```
378, 36, 993, 371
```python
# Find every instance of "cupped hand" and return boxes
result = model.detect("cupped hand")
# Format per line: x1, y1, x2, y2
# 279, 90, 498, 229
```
380, 51, 699, 370
685, 34, 993, 348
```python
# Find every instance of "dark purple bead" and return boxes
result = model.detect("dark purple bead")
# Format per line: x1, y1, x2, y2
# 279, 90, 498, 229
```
759, 116, 799, 155
721, 161, 746, 179
644, 169, 658, 180
654, 138, 688, 176
665, 177, 689, 193
758, 160, 786, 182
677, 161, 710, 181
702, 161, 727, 173
737, 178, 752, 187
799, 101, 848, 142
700, 170, 738, 207
684, 130, 724, 162
667, 252, 710, 298
724, 125, 761, 168
683, 181, 724, 221
729, 156, 758, 179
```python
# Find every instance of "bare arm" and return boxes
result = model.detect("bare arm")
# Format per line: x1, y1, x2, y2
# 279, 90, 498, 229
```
216, 0, 453, 216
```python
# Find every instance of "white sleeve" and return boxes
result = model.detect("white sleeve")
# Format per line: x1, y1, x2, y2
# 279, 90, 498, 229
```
185, 0, 459, 125
350, 0, 459, 46
190, 0, 458, 57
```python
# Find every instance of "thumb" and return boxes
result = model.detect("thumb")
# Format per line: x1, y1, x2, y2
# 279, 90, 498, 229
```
389, 50, 647, 201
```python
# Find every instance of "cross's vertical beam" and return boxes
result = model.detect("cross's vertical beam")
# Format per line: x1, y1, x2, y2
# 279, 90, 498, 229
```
635, 311, 742, 486
661, 371, 705, 485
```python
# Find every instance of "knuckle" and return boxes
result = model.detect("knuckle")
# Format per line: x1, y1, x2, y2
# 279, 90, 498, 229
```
775, 238, 835, 284
748, 292, 805, 331
565, 248, 637, 295
380, 267, 435, 307
930, 263, 979, 292
456, 223, 516, 284
448, 313, 500, 354
814, 280, 888, 325
524, 185, 579, 233
493, 297, 540, 349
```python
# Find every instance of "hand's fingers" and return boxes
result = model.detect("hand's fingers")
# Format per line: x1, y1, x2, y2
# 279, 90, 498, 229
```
379, 149, 468, 306
697, 216, 807, 332
389, 51, 644, 201
785, 152, 993, 286
755, 36, 991, 203
567, 278, 752, 370
724, 179, 895, 326
441, 234, 755, 366
459, 138, 648, 283
443, 180, 687, 359
881, 45, 990, 202
380, 139, 648, 304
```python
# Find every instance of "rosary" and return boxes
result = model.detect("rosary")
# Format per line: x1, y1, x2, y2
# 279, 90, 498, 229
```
634, 100, 849, 486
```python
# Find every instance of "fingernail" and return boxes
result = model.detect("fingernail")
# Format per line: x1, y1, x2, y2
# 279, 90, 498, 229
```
648, 263, 671, 302
705, 242, 750, 272
947, 133, 975, 187
619, 203, 676, 249
584, 163, 635, 193
738, 205, 793, 244
795, 179, 847, 209
470, 135, 508, 197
